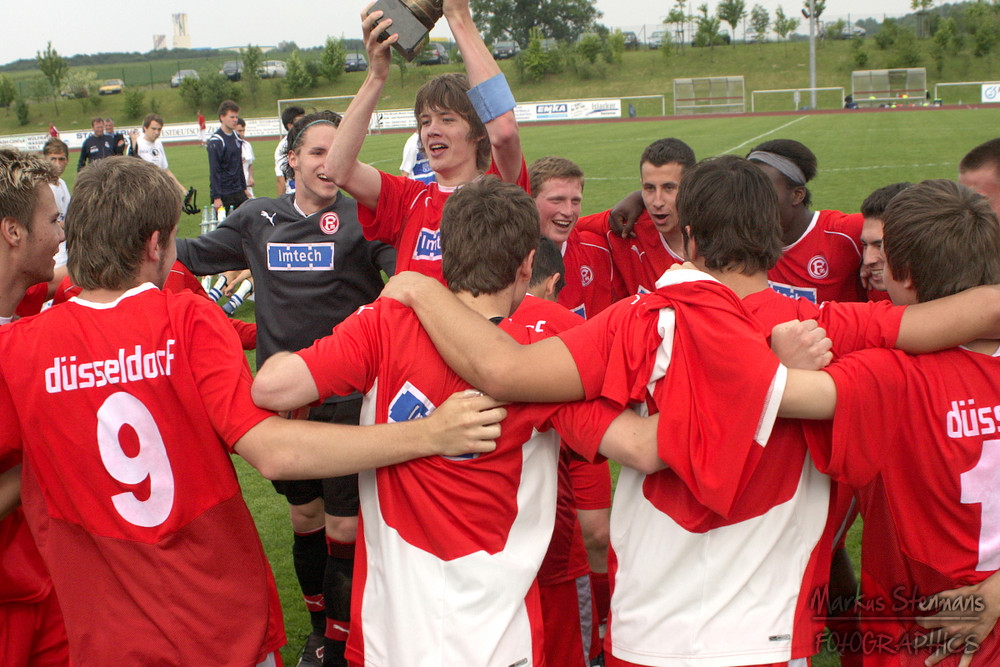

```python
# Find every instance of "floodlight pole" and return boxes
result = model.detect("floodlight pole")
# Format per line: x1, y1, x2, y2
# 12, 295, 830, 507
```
808, 0, 817, 108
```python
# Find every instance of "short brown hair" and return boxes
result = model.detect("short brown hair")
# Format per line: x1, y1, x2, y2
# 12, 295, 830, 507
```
959, 138, 1000, 174
882, 179, 1000, 302
414, 73, 491, 173
640, 138, 696, 171
42, 137, 69, 158
218, 99, 240, 118
441, 176, 539, 296
0, 149, 56, 233
678, 155, 782, 275
91, 116, 104, 127
860, 182, 912, 219
66, 157, 181, 290
528, 156, 584, 196
143, 113, 164, 129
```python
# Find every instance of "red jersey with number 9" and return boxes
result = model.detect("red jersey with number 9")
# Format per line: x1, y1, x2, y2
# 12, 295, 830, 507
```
0, 284, 282, 665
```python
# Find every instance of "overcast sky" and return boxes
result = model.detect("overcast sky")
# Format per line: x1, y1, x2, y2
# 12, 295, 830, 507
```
5, 0, 915, 66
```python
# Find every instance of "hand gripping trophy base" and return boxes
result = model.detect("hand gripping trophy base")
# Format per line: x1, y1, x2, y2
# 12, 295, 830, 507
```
368, 0, 445, 62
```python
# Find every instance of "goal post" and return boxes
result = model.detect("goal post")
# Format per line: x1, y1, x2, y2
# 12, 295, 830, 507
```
750, 87, 845, 112
276, 96, 356, 135
673, 76, 745, 115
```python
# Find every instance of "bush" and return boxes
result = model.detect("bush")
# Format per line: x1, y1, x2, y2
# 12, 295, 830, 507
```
875, 18, 898, 50
852, 38, 869, 68
517, 31, 553, 82
577, 34, 603, 63
15, 98, 29, 126
123, 89, 145, 119
285, 51, 314, 96
179, 75, 203, 110
891, 28, 921, 67
200, 73, 241, 112
604, 30, 626, 64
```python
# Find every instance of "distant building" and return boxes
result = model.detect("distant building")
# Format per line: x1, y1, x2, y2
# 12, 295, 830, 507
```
153, 35, 167, 50
172, 13, 191, 49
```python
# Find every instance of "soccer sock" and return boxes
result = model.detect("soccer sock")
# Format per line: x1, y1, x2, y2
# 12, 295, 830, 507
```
292, 526, 327, 636
590, 571, 610, 660
207, 275, 228, 302
323, 536, 355, 667
222, 281, 253, 315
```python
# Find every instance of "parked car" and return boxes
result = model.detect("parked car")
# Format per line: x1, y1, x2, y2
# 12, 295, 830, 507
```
259, 60, 287, 78
98, 79, 124, 95
491, 40, 520, 60
170, 69, 199, 87
220, 61, 243, 81
345, 52, 368, 72
648, 30, 667, 49
623, 31, 639, 49
416, 43, 450, 65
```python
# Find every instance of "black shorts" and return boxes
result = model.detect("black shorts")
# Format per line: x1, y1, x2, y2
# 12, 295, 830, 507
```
271, 398, 361, 517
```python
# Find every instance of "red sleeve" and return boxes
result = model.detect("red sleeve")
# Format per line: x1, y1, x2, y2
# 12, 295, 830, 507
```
14, 283, 48, 318
164, 261, 209, 297
830, 210, 864, 239
817, 348, 905, 488
575, 210, 612, 236
231, 319, 257, 350
179, 295, 274, 450
485, 153, 530, 194
295, 303, 380, 400
51, 275, 80, 305
357, 171, 429, 246
556, 299, 634, 401
819, 300, 905, 357
551, 397, 623, 463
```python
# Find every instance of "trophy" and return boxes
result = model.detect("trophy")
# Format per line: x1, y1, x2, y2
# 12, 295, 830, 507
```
368, 0, 445, 62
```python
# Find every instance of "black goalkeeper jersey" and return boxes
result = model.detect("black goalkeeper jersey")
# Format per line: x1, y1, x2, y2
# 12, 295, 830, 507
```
177, 192, 396, 403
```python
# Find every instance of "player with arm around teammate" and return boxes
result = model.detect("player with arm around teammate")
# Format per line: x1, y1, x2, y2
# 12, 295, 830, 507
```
0, 156, 504, 666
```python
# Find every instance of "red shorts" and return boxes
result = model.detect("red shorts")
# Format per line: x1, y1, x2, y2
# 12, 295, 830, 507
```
607, 654, 811, 667
540, 578, 587, 667
568, 458, 611, 510
0, 586, 69, 667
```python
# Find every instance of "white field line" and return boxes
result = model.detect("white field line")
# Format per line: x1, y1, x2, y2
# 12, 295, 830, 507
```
721, 115, 808, 154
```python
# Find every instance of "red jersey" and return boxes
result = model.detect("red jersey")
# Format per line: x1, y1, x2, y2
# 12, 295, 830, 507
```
358, 157, 530, 283
0, 284, 283, 665
556, 270, 788, 665
511, 295, 592, 586
819, 346, 1000, 666
577, 209, 684, 301
557, 229, 616, 319
296, 297, 621, 667
768, 210, 865, 304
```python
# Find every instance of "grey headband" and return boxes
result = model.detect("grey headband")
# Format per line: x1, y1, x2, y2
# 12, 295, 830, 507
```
747, 151, 807, 186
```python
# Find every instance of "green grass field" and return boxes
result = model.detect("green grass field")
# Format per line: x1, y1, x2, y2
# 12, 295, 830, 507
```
58, 106, 1000, 665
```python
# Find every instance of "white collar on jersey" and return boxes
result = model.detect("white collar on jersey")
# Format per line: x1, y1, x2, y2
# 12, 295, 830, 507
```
69, 283, 158, 310
654, 267, 721, 290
